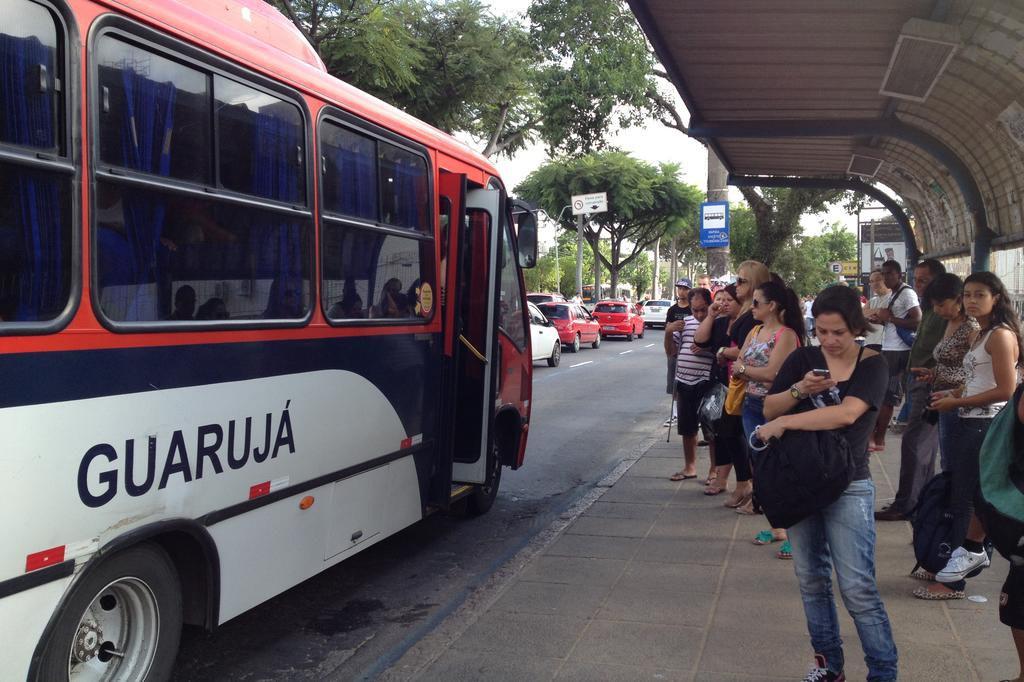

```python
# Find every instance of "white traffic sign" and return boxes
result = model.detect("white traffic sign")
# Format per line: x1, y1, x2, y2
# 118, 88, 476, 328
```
571, 192, 607, 215
829, 261, 843, 274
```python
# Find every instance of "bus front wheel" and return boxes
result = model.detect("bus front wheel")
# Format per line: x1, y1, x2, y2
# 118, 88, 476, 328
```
37, 543, 182, 682
467, 444, 502, 516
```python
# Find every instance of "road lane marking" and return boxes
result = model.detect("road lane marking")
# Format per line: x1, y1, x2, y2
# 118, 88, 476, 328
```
619, 350, 633, 355
645, 343, 655, 348
569, 361, 593, 368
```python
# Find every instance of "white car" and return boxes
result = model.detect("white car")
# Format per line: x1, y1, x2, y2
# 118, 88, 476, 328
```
528, 302, 561, 367
642, 299, 672, 328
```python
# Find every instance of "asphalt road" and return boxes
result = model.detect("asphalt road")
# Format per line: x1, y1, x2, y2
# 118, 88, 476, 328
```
172, 331, 675, 681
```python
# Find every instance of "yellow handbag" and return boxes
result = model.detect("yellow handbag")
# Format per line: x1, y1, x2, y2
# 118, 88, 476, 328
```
724, 375, 746, 416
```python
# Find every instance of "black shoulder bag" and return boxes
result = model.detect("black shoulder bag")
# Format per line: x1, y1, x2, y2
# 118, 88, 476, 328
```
751, 346, 863, 529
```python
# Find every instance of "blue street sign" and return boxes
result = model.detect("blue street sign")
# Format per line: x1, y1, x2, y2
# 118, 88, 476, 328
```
700, 201, 730, 248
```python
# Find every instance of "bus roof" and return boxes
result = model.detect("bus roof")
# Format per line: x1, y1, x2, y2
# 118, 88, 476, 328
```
100, 0, 501, 178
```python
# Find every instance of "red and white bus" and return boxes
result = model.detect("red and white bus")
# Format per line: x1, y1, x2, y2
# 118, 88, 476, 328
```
0, 0, 537, 678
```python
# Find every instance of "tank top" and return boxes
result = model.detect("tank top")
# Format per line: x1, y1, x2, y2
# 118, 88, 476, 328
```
741, 325, 785, 397
959, 328, 1007, 418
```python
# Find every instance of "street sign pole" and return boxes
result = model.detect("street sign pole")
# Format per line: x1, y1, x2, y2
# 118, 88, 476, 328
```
571, 192, 608, 301
575, 213, 584, 299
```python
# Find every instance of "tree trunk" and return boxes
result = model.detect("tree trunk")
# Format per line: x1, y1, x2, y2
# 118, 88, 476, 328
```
609, 250, 620, 299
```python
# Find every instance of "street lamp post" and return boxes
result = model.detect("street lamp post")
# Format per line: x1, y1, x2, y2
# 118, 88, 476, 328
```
537, 205, 573, 294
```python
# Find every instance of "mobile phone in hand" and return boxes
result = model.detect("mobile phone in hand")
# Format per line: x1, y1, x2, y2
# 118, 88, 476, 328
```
812, 368, 831, 379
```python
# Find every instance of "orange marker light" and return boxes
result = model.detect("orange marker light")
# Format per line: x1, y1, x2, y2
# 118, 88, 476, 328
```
299, 496, 315, 510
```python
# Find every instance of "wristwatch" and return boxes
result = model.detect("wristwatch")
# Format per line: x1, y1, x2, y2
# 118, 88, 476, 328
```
790, 384, 807, 400
735, 363, 746, 376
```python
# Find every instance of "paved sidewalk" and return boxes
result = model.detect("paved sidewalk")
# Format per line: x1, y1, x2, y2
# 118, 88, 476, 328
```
414, 432, 1017, 681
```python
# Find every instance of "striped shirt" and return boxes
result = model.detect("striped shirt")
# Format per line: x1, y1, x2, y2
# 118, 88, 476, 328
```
673, 316, 714, 385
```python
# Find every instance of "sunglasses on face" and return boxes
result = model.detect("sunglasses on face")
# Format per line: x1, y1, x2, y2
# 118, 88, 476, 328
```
736, 277, 749, 285
751, 299, 764, 308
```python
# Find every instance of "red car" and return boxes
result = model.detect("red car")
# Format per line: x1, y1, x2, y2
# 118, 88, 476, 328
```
592, 300, 645, 341
537, 302, 601, 352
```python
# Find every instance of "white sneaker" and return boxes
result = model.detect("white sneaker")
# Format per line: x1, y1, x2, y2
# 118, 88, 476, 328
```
935, 546, 990, 583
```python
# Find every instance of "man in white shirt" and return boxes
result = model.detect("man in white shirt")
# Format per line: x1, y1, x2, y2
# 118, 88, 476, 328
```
867, 259, 921, 450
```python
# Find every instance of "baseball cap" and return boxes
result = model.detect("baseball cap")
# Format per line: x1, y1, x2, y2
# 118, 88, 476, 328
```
674, 278, 692, 288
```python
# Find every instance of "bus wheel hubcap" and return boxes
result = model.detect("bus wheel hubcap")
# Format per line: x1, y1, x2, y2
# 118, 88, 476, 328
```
69, 578, 160, 681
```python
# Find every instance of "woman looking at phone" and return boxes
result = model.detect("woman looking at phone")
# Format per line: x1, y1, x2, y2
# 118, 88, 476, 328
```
758, 285, 896, 682
917, 271, 1021, 600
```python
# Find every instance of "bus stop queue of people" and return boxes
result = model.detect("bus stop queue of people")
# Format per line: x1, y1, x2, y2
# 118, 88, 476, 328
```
662, 259, 1024, 682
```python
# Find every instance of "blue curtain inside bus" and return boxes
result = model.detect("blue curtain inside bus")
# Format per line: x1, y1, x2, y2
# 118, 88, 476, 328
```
392, 161, 421, 230
322, 141, 377, 221
0, 34, 65, 321
252, 109, 305, 317
95, 67, 176, 320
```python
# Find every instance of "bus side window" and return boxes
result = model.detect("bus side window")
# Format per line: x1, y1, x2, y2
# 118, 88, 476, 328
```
0, 0, 72, 326
92, 36, 313, 325
322, 223, 433, 322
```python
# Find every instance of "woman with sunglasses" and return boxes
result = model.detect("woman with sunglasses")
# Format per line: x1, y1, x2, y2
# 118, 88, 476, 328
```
734, 279, 805, 556
696, 261, 770, 508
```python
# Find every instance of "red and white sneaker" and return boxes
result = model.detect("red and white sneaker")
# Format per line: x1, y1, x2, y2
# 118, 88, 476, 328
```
803, 654, 846, 682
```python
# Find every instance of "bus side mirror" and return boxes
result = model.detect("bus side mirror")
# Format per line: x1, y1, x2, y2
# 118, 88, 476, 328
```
510, 199, 538, 268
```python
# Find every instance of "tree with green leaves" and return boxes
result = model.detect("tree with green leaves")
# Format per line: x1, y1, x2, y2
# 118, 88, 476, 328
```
729, 208, 859, 295
735, 186, 849, 267
527, 0, 661, 156
515, 151, 702, 298
272, 0, 541, 158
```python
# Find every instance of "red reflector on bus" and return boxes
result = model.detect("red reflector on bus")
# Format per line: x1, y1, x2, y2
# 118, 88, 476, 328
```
26, 545, 65, 572
249, 481, 271, 499
400, 437, 412, 449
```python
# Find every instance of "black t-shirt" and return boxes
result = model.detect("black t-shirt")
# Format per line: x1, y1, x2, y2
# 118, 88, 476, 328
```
730, 310, 756, 349
770, 346, 888, 480
703, 315, 733, 384
666, 303, 690, 324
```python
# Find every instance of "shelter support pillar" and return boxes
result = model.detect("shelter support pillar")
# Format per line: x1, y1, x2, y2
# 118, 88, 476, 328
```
706, 150, 730, 280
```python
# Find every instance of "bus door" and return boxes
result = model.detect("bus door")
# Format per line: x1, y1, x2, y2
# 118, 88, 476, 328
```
447, 187, 502, 485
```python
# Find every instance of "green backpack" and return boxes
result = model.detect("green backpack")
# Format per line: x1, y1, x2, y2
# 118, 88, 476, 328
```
979, 385, 1024, 558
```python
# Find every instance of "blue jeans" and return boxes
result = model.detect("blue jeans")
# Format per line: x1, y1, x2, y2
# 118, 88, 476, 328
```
789, 479, 898, 681
937, 410, 958, 473
947, 416, 992, 550
741, 394, 766, 444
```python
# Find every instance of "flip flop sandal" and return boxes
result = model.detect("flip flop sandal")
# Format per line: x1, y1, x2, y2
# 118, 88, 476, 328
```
704, 473, 718, 485
704, 485, 726, 496
910, 567, 936, 581
776, 540, 793, 559
669, 471, 697, 481
912, 585, 964, 600
752, 530, 777, 545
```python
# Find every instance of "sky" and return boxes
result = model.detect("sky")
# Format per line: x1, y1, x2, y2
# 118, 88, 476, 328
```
478, 0, 862, 247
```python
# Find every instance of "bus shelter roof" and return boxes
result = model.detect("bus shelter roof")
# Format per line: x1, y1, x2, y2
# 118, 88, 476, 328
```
627, 0, 1024, 270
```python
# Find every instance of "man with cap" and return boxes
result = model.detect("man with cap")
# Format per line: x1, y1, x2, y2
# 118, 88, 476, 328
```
663, 279, 692, 426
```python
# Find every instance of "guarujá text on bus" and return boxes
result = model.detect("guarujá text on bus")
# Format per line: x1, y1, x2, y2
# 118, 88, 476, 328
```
77, 401, 297, 508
